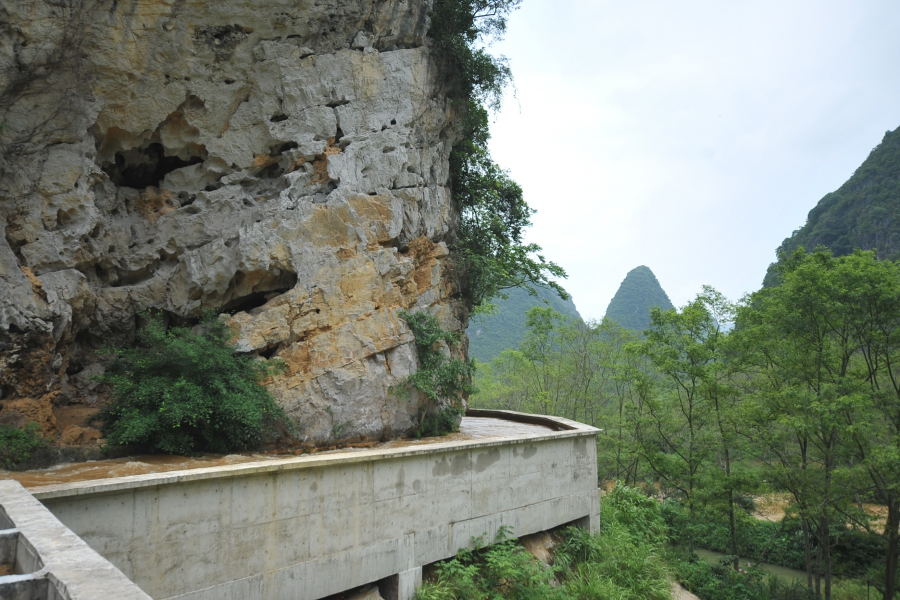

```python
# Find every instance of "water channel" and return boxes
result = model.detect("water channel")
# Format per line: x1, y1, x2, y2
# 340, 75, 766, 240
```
0, 417, 556, 489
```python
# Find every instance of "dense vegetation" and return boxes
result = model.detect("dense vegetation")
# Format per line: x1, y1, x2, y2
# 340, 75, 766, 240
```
467, 285, 582, 362
96, 311, 289, 455
604, 265, 674, 332
0, 422, 47, 469
764, 127, 900, 287
396, 311, 474, 436
414, 484, 671, 600
472, 249, 900, 600
415, 482, 876, 600
429, 0, 566, 308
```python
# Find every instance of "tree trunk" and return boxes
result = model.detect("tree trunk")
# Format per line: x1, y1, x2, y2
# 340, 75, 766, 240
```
884, 497, 899, 600
822, 517, 832, 600
728, 488, 738, 570
815, 542, 822, 599
802, 516, 814, 592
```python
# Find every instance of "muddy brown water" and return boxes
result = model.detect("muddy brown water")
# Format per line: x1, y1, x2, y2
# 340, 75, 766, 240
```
0, 417, 555, 489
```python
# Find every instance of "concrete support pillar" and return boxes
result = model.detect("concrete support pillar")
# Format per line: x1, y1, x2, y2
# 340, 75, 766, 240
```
398, 567, 422, 600
571, 490, 602, 534
378, 567, 422, 600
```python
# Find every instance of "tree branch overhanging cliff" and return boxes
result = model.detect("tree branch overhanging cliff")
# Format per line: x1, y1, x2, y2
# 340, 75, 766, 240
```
429, 0, 567, 309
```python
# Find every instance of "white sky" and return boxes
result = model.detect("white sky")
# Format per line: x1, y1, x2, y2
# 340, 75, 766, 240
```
486, 0, 900, 320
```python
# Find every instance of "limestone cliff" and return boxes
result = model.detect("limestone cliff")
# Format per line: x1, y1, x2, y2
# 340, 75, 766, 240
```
0, 0, 468, 443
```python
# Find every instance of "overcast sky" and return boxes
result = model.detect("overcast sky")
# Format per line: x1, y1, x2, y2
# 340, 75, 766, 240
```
485, 0, 900, 320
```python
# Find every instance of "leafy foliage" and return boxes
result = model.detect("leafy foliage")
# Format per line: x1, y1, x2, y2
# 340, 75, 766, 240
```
415, 406, 465, 438
472, 253, 900, 598
604, 265, 674, 332
415, 526, 563, 600
467, 284, 582, 362
0, 422, 48, 469
429, 0, 566, 307
414, 483, 671, 600
764, 127, 900, 286
673, 553, 814, 600
396, 311, 474, 436
554, 486, 671, 600
97, 311, 289, 455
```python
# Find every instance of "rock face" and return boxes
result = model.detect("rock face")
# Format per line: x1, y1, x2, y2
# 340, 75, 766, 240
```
0, 0, 467, 443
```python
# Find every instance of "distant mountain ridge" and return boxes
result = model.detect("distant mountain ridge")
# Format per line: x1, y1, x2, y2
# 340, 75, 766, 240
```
467, 286, 582, 362
604, 266, 674, 332
764, 127, 900, 286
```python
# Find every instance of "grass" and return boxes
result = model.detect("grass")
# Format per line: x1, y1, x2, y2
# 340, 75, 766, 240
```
414, 484, 671, 600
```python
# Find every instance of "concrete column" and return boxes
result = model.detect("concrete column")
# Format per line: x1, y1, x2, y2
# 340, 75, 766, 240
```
397, 567, 422, 600
379, 567, 422, 600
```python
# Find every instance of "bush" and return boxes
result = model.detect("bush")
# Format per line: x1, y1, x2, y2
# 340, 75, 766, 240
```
553, 483, 671, 600
661, 500, 808, 570
397, 311, 473, 438
416, 484, 672, 600
97, 310, 289, 455
555, 524, 670, 600
415, 406, 464, 438
661, 499, 887, 582
0, 422, 47, 469
415, 527, 563, 600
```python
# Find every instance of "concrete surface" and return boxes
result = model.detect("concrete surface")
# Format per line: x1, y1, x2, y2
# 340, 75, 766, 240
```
0, 480, 151, 600
12, 410, 599, 600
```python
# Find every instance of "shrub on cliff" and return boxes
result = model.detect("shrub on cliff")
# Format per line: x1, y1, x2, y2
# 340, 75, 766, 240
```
0, 422, 48, 469
396, 311, 474, 436
429, 0, 567, 307
96, 311, 288, 455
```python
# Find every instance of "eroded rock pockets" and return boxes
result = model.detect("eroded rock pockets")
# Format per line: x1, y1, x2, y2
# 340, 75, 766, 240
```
0, 0, 468, 444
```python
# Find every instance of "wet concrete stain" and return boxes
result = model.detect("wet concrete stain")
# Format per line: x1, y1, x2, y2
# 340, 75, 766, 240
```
573, 438, 588, 457
395, 467, 405, 494
432, 453, 473, 477
474, 449, 501, 473
451, 454, 473, 475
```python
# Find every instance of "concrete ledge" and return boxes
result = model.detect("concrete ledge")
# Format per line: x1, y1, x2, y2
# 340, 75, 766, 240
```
11, 409, 599, 600
0, 480, 151, 600
30, 410, 598, 502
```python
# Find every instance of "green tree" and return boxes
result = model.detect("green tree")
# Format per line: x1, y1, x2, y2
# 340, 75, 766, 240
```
429, 0, 566, 308
636, 291, 733, 553
736, 249, 860, 599
98, 311, 288, 455
826, 251, 900, 600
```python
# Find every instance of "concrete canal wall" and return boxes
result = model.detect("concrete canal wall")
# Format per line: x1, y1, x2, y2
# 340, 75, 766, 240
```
5, 410, 600, 600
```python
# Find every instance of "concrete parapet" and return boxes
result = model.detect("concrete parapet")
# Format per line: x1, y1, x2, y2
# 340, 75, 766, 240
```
0, 480, 151, 600
5, 410, 599, 600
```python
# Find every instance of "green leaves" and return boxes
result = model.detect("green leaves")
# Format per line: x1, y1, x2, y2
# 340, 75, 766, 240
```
430, 1, 565, 308
396, 311, 474, 437
0, 422, 48, 469
96, 310, 289, 455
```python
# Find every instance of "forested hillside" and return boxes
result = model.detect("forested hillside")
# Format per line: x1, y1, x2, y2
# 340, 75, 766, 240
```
764, 127, 900, 286
604, 266, 674, 331
467, 286, 582, 362
473, 250, 900, 600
